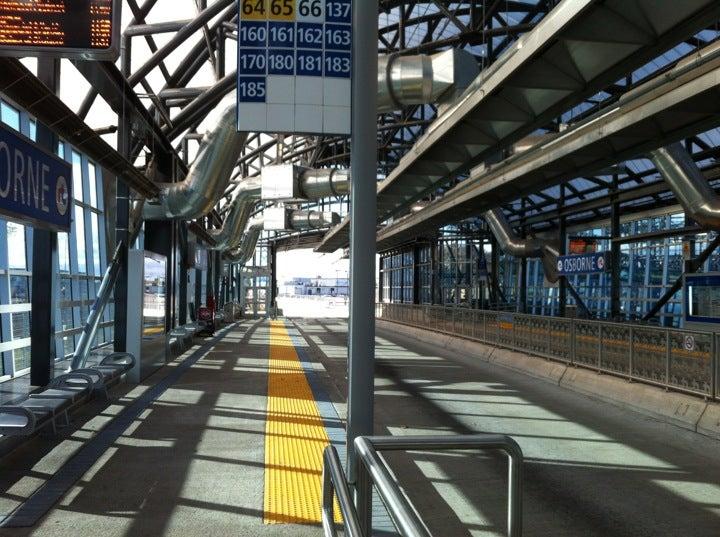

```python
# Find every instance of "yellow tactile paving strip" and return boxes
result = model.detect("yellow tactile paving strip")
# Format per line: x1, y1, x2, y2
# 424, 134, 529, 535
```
264, 320, 336, 525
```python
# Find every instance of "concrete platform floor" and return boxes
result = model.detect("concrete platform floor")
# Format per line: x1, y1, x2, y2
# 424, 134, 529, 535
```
3, 317, 720, 537
294, 318, 720, 537
0, 321, 324, 537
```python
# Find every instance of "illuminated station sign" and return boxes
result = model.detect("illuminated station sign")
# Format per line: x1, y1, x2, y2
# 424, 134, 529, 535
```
0, 0, 121, 60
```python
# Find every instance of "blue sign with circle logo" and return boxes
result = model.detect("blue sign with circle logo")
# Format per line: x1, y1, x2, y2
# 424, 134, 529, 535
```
556, 252, 610, 276
0, 123, 72, 232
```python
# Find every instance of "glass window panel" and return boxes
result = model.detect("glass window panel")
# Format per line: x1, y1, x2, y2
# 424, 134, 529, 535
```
60, 307, 73, 330
10, 276, 29, 304
11, 312, 30, 339
75, 206, 87, 273
59, 276, 72, 301
62, 336, 74, 357
29, 120, 36, 141
0, 101, 20, 131
58, 232, 70, 272
7, 222, 26, 270
91, 213, 101, 275
72, 151, 84, 202
87, 161, 98, 207
13, 347, 30, 372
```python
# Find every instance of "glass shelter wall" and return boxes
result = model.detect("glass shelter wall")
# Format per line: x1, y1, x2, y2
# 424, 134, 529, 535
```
0, 98, 111, 379
379, 212, 716, 327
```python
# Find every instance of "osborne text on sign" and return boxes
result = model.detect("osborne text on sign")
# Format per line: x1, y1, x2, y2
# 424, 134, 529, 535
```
0, 123, 72, 232
556, 252, 610, 276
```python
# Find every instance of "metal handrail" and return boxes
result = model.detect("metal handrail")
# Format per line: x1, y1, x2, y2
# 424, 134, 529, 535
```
321, 445, 363, 537
70, 241, 125, 371
352, 434, 524, 537
377, 302, 718, 399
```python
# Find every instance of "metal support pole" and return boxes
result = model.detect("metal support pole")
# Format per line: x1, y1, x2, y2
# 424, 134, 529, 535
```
114, 36, 132, 353
519, 257, 527, 314
206, 248, 213, 306
491, 236, 499, 307
194, 267, 202, 315
610, 191, 622, 320
270, 244, 278, 313
30, 57, 60, 387
558, 217, 567, 317
347, 0, 378, 495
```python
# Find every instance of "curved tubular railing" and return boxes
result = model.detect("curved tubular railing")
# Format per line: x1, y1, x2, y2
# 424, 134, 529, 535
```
321, 446, 363, 537
350, 434, 524, 537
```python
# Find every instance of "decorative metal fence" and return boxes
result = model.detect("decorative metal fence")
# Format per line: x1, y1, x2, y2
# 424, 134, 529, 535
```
376, 303, 718, 399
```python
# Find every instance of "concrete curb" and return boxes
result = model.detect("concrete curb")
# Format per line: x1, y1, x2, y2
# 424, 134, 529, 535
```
376, 319, 720, 441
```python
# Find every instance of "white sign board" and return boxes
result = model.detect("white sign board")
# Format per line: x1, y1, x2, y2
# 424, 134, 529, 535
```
237, 0, 352, 135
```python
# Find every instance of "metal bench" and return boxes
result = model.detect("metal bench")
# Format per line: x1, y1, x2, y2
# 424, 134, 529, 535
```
168, 324, 199, 355
0, 372, 94, 437
74, 352, 136, 398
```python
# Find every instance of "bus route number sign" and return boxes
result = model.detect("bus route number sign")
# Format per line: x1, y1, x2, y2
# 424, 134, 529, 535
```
237, 0, 352, 135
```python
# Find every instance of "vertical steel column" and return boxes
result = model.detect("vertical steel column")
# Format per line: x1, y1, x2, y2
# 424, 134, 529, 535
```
213, 252, 221, 307
558, 217, 567, 317
205, 245, 213, 307
346, 3, 378, 525
178, 223, 188, 324
491, 236, 499, 306
610, 189, 622, 320
114, 36, 132, 353
519, 256, 528, 314
194, 267, 202, 313
270, 244, 277, 313
30, 58, 60, 387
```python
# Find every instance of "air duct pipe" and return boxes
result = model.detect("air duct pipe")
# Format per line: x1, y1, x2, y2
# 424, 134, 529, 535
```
208, 176, 261, 251
224, 210, 337, 263
143, 104, 247, 220
224, 217, 263, 264
289, 210, 340, 230
649, 143, 720, 229
299, 168, 350, 198
211, 168, 348, 251
484, 208, 560, 283
377, 48, 479, 114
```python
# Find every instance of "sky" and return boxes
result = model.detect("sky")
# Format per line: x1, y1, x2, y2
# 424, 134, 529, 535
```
276, 248, 348, 283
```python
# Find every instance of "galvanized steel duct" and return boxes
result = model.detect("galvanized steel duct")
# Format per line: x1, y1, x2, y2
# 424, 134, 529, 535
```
211, 169, 347, 251
143, 104, 247, 220
650, 143, 720, 229
300, 168, 350, 198
484, 208, 560, 283
377, 49, 479, 114
289, 210, 341, 230
208, 176, 262, 251
224, 210, 337, 263
224, 217, 263, 264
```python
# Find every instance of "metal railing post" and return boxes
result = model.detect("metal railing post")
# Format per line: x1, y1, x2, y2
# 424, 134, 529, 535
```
714, 334, 718, 400
355, 453, 373, 535
665, 331, 671, 387
628, 326, 634, 380
322, 446, 363, 537
597, 324, 603, 372
571, 320, 576, 365
356, 434, 524, 537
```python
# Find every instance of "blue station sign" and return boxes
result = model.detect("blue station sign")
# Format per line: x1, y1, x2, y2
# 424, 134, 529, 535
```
0, 123, 72, 232
556, 252, 610, 276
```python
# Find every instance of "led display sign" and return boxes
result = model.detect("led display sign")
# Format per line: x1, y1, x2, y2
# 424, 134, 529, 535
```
0, 0, 120, 60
